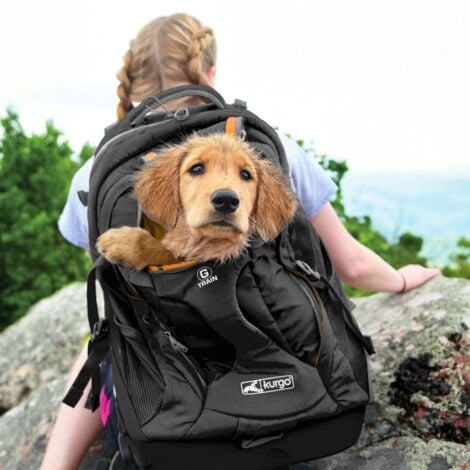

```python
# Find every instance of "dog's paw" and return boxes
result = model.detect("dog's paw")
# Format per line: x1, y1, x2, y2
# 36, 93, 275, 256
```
96, 227, 152, 270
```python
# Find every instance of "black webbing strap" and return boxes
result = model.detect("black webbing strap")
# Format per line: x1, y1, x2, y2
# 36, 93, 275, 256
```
62, 256, 110, 410
319, 276, 375, 356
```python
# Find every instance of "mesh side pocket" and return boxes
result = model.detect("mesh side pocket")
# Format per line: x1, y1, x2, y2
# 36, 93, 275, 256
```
109, 321, 165, 426
320, 295, 369, 392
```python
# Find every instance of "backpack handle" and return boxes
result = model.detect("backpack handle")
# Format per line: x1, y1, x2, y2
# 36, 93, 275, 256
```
152, 84, 226, 109
130, 85, 227, 126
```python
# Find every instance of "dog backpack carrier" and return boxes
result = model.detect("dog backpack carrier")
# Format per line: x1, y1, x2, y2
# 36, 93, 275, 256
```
63, 85, 375, 469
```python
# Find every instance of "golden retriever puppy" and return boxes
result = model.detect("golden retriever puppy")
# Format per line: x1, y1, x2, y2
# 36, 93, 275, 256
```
96, 133, 297, 270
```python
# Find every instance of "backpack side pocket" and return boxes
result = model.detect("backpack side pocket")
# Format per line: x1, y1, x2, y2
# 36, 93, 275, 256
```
107, 296, 165, 428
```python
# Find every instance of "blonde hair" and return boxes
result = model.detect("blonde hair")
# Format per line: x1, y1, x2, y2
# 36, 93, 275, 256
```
116, 13, 217, 121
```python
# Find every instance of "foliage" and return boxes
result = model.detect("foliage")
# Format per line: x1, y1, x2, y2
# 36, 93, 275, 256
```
441, 237, 470, 279
0, 109, 91, 330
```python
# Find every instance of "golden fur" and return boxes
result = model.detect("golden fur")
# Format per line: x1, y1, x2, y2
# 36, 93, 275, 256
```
97, 134, 297, 270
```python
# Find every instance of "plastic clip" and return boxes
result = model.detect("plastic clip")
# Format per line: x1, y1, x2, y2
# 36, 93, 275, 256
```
90, 318, 108, 343
295, 260, 321, 281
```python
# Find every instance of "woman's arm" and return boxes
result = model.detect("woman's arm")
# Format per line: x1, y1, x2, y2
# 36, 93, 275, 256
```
41, 343, 103, 470
310, 202, 441, 293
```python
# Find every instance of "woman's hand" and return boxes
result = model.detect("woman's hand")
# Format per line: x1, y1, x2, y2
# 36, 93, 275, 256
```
397, 264, 442, 293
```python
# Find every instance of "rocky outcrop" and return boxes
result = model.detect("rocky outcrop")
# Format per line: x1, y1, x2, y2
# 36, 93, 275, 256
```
310, 436, 468, 470
0, 283, 106, 470
0, 276, 468, 469
354, 275, 469, 446
0, 373, 112, 470
311, 275, 469, 469
0, 283, 101, 412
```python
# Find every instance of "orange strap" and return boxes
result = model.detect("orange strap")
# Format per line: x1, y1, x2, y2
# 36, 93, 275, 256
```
225, 117, 238, 137
145, 151, 158, 160
148, 259, 198, 272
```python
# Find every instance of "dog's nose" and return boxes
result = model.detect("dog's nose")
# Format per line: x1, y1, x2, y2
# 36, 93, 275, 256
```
211, 189, 240, 213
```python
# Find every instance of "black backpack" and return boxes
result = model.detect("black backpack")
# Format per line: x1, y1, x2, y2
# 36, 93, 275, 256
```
63, 85, 375, 470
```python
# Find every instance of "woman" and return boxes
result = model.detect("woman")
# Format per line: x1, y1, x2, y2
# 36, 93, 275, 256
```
41, 13, 440, 470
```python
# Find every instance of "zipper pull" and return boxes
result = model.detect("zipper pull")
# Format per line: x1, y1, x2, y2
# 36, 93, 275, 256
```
164, 331, 189, 353
295, 260, 321, 281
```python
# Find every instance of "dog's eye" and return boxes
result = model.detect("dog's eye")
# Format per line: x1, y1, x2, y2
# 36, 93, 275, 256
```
189, 163, 205, 175
240, 170, 252, 181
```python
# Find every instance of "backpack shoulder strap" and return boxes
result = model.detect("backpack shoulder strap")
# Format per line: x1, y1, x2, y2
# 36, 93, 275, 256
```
62, 256, 110, 410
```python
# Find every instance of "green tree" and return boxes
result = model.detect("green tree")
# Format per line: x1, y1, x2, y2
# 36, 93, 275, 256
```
442, 237, 470, 279
0, 109, 91, 330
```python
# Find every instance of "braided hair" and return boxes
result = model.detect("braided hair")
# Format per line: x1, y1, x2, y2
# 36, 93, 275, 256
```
115, 14, 217, 121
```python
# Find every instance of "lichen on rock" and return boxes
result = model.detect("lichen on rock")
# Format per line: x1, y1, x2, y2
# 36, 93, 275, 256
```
351, 276, 470, 449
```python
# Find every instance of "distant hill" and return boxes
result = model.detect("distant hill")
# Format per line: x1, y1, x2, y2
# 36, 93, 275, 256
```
341, 171, 470, 266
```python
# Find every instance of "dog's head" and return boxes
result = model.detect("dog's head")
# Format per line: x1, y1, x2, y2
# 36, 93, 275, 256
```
134, 133, 297, 243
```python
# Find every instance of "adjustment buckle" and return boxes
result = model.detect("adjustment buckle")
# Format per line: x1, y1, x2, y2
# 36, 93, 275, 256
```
173, 107, 189, 121
233, 98, 247, 109
90, 318, 108, 343
295, 259, 321, 281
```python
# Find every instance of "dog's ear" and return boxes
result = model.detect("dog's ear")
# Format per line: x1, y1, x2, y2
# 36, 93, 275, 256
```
253, 158, 298, 242
134, 146, 186, 230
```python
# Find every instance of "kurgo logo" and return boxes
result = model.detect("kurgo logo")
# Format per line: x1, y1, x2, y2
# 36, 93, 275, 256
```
241, 375, 295, 395
197, 267, 218, 288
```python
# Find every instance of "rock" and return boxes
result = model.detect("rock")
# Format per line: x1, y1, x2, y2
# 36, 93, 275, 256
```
352, 275, 470, 446
0, 374, 109, 470
309, 436, 470, 470
0, 375, 66, 469
0, 275, 468, 469
0, 283, 102, 411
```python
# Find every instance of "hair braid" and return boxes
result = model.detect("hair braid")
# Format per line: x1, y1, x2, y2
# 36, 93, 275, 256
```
187, 27, 214, 85
116, 46, 134, 121
115, 14, 217, 121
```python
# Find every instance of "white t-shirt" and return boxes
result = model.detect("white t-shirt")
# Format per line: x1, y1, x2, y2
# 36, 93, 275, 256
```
58, 133, 337, 249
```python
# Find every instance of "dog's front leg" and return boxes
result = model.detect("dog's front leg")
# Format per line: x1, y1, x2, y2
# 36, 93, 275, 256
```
96, 227, 178, 270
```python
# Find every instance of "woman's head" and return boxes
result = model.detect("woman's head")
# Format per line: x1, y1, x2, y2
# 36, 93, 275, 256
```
116, 13, 217, 120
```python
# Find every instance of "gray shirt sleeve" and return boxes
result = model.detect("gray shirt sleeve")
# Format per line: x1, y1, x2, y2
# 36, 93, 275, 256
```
57, 157, 93, 250
279, 133, 338, 219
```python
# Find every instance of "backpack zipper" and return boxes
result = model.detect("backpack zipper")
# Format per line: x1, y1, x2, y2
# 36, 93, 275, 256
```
146, 311, 207, 390
284, 265, 325, 367
164, 331, 189, 353
94, 120, 173, 163
163, 330, 206, 390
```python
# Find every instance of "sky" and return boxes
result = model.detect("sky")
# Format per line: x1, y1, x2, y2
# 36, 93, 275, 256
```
1, 0, 469, 173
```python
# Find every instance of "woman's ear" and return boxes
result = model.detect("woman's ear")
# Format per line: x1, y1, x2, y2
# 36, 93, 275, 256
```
206, 65, 216, 86
134, 146, 186, 230
253, 158, 298, 241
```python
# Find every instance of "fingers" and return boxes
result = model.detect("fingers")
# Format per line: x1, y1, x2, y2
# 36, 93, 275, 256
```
398, 264, 443, 292
420, 266, 442, 281
429, 268, 442, 275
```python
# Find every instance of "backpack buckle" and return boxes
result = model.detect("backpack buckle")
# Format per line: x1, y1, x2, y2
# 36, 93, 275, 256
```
233, 98, 247, 109
90, 318, 108, 343
295, 259, 321, 281
173, 107, 190, 121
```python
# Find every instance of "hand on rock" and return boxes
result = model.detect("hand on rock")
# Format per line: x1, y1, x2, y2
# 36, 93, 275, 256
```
398, 264, 442, 292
